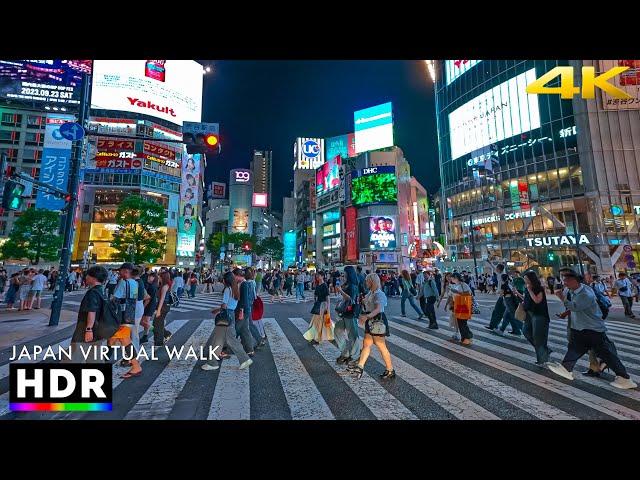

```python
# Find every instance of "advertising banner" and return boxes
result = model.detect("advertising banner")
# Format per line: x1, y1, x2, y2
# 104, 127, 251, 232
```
354, 102, 394, 154
178, 153, 201, 256
316, 155, 341, 195
91, 60, 203, 126
97, 139, 135, 151
95, 158, 142, 169
35, 113, 75, 210
230, 169, 251, 185
518, 181, 530, 210
325, 134, 357, 162
350, 166, 397, 206
599, 60, 640, 110
252, 193, 268, 207
209, 182, 226, 199
283, 231, 297, 268
0, 60, 91, 106
294, 137, 325, 170
445, 60, 481, 85
369, 216, 397, 250
509, 181, 520, 210
448, 69, 540, 159
345, 206, 358, 261
232, 208, 250, 232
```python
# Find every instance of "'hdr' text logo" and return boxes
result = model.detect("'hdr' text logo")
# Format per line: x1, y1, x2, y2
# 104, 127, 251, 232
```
527, 66, 631, 100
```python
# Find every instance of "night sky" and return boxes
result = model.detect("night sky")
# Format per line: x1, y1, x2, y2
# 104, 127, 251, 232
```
201, 60, 438, 212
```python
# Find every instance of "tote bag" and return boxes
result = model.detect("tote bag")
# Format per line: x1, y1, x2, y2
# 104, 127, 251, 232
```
453, 293, 473, 320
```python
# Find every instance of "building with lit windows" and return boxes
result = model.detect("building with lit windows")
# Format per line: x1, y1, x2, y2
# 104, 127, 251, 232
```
435, 59, 640, 276
250, 150, 272, 205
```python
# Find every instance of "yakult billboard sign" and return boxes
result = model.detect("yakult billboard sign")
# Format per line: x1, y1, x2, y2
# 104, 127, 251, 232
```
91, 60, 203, 126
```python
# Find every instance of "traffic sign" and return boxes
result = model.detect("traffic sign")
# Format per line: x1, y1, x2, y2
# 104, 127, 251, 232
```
623, 244, 633, 252
59, 122, 85, 141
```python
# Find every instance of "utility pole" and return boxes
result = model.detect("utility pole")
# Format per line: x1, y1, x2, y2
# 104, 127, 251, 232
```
49, 72, 91, 326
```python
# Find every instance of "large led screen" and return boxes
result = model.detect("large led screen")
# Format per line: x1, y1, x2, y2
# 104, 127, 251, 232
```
91, 60, 203, 126
354, 102, 394, 153
316, 155, 341, 195
350, 166, 397, 206
448, 69, 540, 160
0, 60, 92, 106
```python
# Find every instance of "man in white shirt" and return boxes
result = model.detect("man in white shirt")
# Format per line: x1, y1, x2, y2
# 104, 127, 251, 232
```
172, 273, 185, 298
107, 269, 119, 296
27, 269, 48, 310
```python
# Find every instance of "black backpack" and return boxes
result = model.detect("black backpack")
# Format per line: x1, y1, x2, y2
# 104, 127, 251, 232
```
94, 292, 122, 341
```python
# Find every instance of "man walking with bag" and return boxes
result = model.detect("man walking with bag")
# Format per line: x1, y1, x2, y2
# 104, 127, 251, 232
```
421, 271, 440, 330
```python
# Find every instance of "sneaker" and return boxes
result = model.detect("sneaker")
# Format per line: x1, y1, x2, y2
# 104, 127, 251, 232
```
484, 325, 494, 330
380, 369, 396, 379
201, 363, 220, 371
336, 356, 348, 365
401, 314, 407, 317
428, 323, 439, 330
494, 329, 504, 336
449, 335, 460, 342
547, 362, 574, 380
610, 376, 638, 390
164, 330, 172, 341
239, 359, 253, 370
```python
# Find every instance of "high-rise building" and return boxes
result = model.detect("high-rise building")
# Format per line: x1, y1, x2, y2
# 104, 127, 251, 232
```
435, 59, 640, 275
250, 150, 272, 203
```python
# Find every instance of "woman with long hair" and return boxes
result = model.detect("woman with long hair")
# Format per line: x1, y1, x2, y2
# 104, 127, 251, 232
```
244, 267, 266, 347
514, 271, 552, 367
335, 265, 361, 364
347, 273, 395, 379
202, 271, 253, 371
438, 273, 458, 341
400, 269, 424, 319
188, 272, 198, 298
304, 273, 334, 345
153, 271, 173, 347
449, 272, 473, 346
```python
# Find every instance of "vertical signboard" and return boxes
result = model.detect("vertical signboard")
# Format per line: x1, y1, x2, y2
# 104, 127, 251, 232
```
345, 206, 358, 261
509, 181, 520, 210
518, 181, 530, 210
177, 152, 201, 256
35, 114, 75, 210
283, 231, 297, 268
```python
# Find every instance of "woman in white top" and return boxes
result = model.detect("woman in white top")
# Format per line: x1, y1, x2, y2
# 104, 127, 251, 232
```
347, 273, 395, 380
202, 271, 252, 371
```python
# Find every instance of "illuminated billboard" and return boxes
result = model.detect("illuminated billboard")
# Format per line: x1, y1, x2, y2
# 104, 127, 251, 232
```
91, 60, 203, 126
316, 155, 341, 195
209, 182, 226, 199
325, 134, 356, 161
369, 216, 397, 250
178, 153, 201, 256
350, 166, 397, 206
283, 231, 297, 268
354, 102, 394, 154
294, 137, 325, 170
448, 69, 540, 160
0, 60, 91, 106
252, 193, 268, 207
445, 60, 481, 85
599, 60, 640, 110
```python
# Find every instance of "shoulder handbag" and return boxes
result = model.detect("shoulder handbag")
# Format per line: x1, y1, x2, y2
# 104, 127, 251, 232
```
215, 308, 230, 327
515, 302, 527, 321
367, 314, 387, 335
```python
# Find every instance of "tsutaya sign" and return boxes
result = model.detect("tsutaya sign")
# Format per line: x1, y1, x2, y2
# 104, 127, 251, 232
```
462, 208, 538, 227
525, 235, 590, 247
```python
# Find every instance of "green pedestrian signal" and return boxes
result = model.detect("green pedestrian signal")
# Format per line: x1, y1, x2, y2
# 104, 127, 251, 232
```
548, 252, 555, 261
1, 180, 25, 210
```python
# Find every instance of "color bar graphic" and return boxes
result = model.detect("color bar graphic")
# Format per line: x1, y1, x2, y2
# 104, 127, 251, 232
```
9, 403, 112, 412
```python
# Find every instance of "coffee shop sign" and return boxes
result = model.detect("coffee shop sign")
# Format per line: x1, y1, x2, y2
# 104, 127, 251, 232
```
526, 235, 590, 247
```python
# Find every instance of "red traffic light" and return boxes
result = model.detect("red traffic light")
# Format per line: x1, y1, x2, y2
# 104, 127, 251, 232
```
243, 242, 250, 251
205, 134, 219, 147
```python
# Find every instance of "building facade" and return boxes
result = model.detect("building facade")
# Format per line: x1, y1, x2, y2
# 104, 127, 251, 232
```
436, 59, 640, 276
250, 150, 272, 204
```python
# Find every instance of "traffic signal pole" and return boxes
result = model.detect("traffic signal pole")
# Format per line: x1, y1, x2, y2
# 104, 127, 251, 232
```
49, 72, 91, 327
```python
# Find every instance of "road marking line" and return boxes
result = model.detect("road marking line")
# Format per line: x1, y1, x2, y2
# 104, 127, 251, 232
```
263, 318, 334, 420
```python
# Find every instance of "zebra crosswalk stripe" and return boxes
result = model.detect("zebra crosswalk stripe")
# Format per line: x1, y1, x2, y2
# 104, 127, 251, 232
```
262, 318, 334, 420
288, 317, 417, 420
389, 318, 640, 420
207, 358, 250, 420
125, 320, 215, 420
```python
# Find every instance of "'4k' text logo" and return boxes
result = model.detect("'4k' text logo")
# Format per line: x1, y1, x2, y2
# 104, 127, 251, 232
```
527, 66, 631, 99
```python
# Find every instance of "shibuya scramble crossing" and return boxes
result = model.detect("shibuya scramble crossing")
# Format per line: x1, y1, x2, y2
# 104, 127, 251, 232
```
1, 59, 640, 423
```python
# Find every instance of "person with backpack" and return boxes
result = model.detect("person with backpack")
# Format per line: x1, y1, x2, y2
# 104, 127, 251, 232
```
587, 273, 612, 320
71, 266, 111, 362
139, 271, 158, 345
244, 267, 266, 347
154, 271, 174, 347
449, 272, 474, 346
514, 271, 552, 366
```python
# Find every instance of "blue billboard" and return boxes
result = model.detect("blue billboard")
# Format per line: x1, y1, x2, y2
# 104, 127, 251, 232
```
35, 113, 75, 210
283, 230, 297, 268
